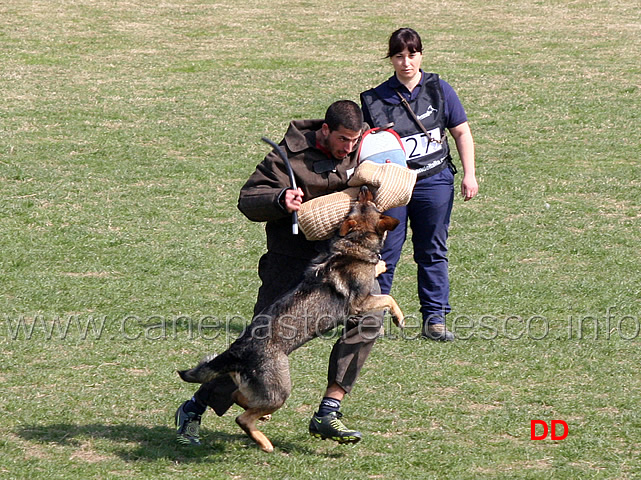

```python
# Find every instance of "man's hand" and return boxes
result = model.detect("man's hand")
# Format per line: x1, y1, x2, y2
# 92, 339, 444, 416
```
283, 188, 304, 213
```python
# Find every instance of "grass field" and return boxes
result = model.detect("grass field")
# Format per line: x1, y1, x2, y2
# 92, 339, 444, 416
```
1, 0, 640, 478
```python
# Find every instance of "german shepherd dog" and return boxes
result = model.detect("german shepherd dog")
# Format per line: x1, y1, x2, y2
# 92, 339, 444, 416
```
178, 186, 403, 452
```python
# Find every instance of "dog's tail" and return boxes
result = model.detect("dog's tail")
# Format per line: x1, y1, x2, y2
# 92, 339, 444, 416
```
177, 352, 236, 384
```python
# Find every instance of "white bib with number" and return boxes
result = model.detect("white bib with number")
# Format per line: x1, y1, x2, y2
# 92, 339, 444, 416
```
400, 128, 443, 161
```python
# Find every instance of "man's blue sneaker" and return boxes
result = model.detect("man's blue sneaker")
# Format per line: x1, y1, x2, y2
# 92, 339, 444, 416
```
175, 401, 202, 446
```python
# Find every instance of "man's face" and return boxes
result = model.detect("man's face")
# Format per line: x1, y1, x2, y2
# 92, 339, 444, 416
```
324, 125, 362, 160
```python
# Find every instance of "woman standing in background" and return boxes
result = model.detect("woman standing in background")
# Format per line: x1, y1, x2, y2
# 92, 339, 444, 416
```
361, 27, 478, 341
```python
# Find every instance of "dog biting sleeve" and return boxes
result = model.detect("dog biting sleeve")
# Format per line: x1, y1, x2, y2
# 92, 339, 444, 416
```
348, 161, 416, 212
298, 127, 417, 241
348, 127, 416, 212
298, 187, 360, 241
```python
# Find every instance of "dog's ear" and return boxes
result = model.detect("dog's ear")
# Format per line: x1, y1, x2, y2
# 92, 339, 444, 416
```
339, 218, 357, 236
357, 185, 374, 203
376, 215, 400, 234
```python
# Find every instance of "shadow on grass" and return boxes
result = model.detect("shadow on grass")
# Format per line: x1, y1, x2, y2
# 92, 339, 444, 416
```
16, 422, 343, 461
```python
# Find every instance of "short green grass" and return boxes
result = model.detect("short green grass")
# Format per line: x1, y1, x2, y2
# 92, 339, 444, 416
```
1, 0, 640, 478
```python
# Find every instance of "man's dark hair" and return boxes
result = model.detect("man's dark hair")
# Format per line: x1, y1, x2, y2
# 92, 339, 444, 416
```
324, 100, 364, 132
387, 27, 423, 58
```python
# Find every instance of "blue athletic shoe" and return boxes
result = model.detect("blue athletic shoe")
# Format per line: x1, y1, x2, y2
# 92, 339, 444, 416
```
175, 401, 202, 446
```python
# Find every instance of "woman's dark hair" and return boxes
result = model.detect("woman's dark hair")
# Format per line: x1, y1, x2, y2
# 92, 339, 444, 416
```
386, 28, 423, 58
324, 100, 364, 132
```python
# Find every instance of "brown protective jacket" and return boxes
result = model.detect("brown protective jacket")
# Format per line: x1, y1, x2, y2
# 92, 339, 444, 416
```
238, 119, 359, 259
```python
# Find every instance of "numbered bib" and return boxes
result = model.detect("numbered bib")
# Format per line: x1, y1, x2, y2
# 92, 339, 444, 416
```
401, 128, 443, 161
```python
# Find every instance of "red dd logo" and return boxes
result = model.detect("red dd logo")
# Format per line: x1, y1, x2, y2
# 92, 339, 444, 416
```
530, 420, 568, 440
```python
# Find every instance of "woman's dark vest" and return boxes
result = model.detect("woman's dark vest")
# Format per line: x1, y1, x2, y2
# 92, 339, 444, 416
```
361, 73, 451, 178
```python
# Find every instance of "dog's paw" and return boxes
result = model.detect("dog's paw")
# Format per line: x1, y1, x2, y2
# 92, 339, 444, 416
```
391, 312, 405, 329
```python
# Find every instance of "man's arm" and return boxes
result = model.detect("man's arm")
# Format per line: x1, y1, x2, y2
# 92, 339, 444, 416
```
237, 150, 296, 222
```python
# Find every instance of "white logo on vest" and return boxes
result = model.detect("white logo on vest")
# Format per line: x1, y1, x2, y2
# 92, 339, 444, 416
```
417, 105, 438, 120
